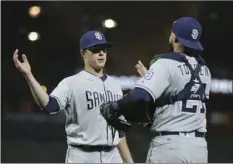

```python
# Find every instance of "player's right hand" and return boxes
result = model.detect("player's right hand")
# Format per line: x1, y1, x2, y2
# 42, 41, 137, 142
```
135, 60, 148, 77
13, 49, 32, 76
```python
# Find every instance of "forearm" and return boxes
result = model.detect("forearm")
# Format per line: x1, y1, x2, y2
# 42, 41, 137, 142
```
24, 73, 49, 108
117, 137, 133, 163
28, 83, 41, 106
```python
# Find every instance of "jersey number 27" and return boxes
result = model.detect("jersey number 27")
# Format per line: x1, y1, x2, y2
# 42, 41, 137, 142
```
182, 100, 206, 114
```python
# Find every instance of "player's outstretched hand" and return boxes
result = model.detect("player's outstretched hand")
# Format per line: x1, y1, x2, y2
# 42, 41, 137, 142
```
13, 49, 32, 76
135, 60, 148, 77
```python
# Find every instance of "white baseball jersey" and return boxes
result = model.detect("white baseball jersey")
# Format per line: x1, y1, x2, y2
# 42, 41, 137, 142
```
50, 70, 123, 146
135, 53, 211, 133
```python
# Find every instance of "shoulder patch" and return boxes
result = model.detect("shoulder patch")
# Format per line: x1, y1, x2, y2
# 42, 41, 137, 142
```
143, 69, 154, 80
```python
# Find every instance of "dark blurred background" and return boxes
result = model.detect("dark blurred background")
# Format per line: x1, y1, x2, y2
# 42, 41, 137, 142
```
1, 1, 233, 163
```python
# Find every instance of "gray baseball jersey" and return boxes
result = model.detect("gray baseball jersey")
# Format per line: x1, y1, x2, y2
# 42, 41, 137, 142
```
50, 70, 123, 146
135, 53, 211, 133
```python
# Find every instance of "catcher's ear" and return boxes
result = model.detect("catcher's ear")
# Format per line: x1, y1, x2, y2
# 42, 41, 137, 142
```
80, 50, 86, 58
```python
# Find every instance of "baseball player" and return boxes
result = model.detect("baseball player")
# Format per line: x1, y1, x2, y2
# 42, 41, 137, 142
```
13, 30, 133, 163
100, 17, 212, 163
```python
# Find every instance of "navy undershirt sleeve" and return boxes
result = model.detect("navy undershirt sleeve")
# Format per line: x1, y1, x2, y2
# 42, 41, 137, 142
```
116, 87, 154, 111
43, 96, 60, 113
119, 130, 125, 138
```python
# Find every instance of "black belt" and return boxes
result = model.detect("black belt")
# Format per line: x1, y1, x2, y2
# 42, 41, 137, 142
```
154, 131, 205, 138
70, 144, 115, 152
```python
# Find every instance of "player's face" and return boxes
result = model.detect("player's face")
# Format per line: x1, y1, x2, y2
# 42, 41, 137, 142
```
83, 45, 107, 70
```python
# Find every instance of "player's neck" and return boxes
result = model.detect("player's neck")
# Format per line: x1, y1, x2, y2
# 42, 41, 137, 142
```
173, 45, 184, 53
84, 66, 104, 77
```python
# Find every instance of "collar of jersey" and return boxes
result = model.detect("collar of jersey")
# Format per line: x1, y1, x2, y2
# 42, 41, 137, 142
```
82, 70, 108, 82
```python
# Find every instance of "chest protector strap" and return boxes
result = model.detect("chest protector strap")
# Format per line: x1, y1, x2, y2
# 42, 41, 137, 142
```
155, 53, 208, 107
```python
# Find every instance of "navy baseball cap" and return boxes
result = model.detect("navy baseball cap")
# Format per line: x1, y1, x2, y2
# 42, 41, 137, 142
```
80, 30, 112, 50
172, 17, 204, 51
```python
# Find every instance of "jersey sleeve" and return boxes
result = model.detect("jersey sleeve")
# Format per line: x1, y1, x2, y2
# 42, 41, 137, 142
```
50, 78, 71, 111
205, 67, 212, 100
135, 59, 171, 102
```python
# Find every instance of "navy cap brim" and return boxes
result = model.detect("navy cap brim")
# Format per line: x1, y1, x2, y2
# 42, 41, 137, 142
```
176, 36, 204, 51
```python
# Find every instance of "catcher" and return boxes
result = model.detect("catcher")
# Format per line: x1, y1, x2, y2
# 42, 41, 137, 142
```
100, 17, 211, 163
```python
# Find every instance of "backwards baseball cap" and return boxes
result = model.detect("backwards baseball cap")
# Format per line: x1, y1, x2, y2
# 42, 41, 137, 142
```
172, 17, 203, 51
79, 30, 112, 50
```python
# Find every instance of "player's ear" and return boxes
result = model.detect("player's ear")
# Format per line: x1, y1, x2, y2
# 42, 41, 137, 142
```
173, 35, 183, 49
171, 33, 179, 43
80, 50, 86, 57
169, 32, 176, 43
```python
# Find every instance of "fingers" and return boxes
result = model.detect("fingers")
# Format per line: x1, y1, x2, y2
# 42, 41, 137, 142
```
13, 49, 20, 64
135, 60, 148, 77
13, 49, 18, 56
22, 54, 28, 62
13, 49, 18, 61
135, 64, 140, 69
13, 49, 23, 68
135, 60, 145, 69
138, 60, 145, 67
135, 67, 144, 77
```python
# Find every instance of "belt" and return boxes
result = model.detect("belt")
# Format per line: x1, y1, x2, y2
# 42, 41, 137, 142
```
70, 144, 115, 152
153, 131, 205, 138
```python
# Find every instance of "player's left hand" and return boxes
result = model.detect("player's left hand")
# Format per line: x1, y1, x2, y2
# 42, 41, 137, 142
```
135, 60, 148, 77
100, 102, 131, 131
